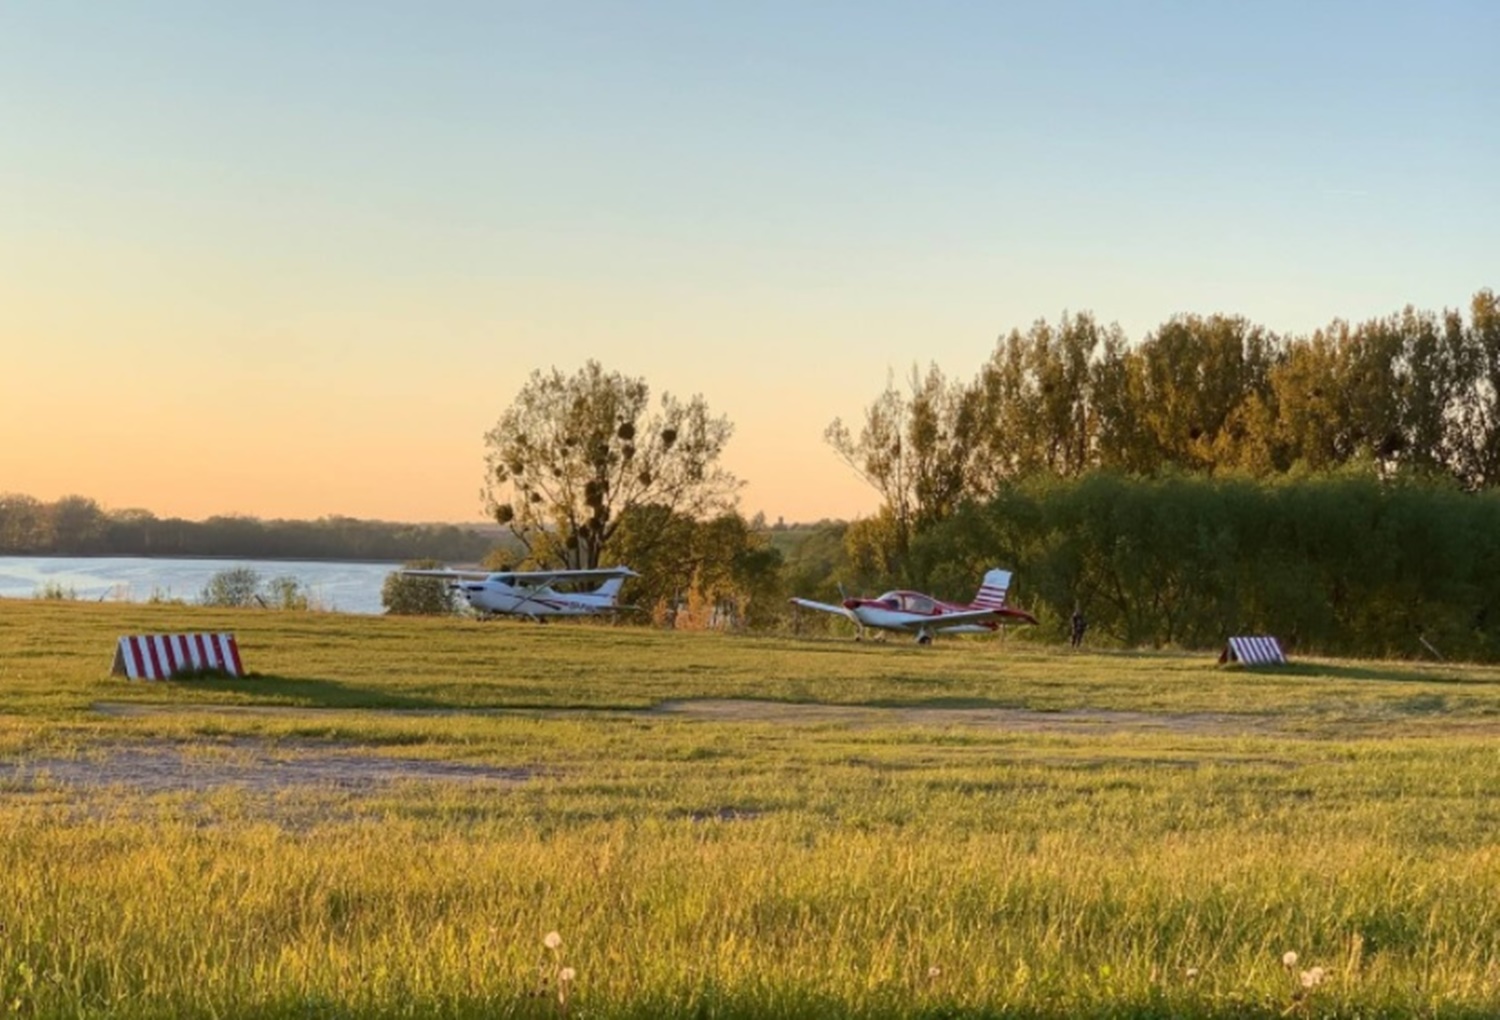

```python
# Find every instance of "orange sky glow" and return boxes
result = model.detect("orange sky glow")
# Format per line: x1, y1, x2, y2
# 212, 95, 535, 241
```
4, 4, 1492, 527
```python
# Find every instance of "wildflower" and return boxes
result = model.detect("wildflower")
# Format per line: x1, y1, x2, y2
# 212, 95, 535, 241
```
544, 931, 563, 951
560, 967, 576, 983
1282, 951, 1298, 968
928, 965, 942, 979
1300, 966, 1326, 989
1185, 967, 1200, 980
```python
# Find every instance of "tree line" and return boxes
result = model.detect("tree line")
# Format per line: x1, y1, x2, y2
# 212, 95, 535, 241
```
0, 494, 495, 563
829, 290, 1500, 562
410, 293, 1500, 659
797, 288, 1500, 658
898, 471, 1500, 661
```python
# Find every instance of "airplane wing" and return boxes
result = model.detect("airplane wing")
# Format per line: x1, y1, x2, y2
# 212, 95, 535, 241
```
789, 597, 859, 623
398, 567, 638, 584
889, 606, 1040, 630
499, 567, 639, 584
398, 569, 492, 581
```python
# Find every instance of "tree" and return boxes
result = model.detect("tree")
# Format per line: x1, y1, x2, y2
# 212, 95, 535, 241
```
1091, 329, 1155, 474
1131, 315, 1279, 473
482, 362, 740, 570
603, 503, 699, 616
1456, 289, 1500, 486
777, 520, 853, 610
689, 512, 784, 629
0, 493, 50, 552
606, 506, 783, 629
972, 313, 1119, 485
47, 495, 108, 553
1268, 327, 1355, 471
382, 559, 461, 616
825, 364, 974, 571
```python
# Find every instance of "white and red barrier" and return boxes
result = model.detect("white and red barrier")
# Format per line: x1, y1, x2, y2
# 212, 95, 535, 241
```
1219, 635, 1287, 666
111, 633, 245, 680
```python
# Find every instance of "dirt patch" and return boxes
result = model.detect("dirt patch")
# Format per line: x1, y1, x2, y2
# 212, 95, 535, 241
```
2, 741, 532, 796
90, 698, 1277, 736
91, 702, 451, 719
652, 699, 1277, 736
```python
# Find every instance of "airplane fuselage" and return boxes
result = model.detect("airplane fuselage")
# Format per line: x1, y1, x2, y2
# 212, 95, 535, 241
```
399, 566, 635, 621
845, 591, 999, 639
460, 582, 619, 618
788, 568, 1037, 646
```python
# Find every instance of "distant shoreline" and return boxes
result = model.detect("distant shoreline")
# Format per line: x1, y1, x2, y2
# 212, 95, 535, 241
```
0, 552, 407, 565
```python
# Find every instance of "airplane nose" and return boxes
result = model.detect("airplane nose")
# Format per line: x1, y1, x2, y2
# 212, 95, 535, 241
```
842, 598, 860, 611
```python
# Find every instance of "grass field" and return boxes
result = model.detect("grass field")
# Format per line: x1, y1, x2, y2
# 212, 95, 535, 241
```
2, 600, 1499, 1018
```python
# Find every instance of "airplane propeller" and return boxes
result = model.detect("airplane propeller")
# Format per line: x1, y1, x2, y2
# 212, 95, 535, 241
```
839, 583, 863, 612
835, 581, 868, 641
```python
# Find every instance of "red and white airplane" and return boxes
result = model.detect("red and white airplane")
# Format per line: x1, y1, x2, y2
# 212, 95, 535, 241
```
399, 566, 638, 620
790, 568, 1038, 645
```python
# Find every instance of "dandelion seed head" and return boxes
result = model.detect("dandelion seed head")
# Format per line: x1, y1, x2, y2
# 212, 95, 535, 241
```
544, 931, 563, 950
559, 967, 576, 983
928, 965, 942, 979
1282, 950, 1298, 968
1185, 967, 1200, 979
1300, 966, 1326, 989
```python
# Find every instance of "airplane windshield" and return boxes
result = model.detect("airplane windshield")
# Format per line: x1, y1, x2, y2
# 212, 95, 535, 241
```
902, 594, 936, 614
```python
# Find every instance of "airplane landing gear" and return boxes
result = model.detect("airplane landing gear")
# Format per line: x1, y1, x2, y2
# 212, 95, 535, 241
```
916, 632, 933, 646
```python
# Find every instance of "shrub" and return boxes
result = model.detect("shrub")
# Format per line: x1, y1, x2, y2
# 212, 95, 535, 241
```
264, 575, 311, 611
199, 567, 263, 608
382, 560, 461, 616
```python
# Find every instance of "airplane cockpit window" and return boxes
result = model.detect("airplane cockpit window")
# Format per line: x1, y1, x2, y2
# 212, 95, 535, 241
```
902, 594, 936, 614
878, 593, 901, 609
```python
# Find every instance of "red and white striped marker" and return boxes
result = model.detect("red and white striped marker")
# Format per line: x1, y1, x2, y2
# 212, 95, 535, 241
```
111, 633, 246, 680
1219, 635, 1287, 666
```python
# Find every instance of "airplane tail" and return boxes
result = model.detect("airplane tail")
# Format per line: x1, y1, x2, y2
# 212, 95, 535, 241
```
971, 569, 1012, 610
594, 576, 628, 604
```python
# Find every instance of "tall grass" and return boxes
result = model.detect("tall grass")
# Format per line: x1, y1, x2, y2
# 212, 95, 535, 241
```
2, 601, 1499, 1017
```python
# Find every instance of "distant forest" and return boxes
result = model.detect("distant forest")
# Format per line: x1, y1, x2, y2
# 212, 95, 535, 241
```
0, 494, 497, 563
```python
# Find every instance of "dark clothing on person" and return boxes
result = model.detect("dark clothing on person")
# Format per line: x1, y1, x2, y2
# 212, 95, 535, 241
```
1069, 609, 1086, 648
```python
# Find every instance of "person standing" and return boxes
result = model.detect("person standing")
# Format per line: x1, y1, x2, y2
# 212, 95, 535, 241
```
1070, 606, 1087, 649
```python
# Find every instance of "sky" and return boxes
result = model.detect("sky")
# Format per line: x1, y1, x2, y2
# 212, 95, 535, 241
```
2, 1, 1496, 525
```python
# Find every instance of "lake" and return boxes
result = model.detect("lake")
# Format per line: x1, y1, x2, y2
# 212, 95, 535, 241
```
0, 556, 402, 615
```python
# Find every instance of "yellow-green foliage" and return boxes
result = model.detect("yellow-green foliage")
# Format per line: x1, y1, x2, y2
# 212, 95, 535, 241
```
2, 601, 1499, 1018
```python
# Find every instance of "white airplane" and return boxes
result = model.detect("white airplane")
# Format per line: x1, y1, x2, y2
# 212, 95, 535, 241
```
790, 568, 1038, 645
399, 565, 639, 620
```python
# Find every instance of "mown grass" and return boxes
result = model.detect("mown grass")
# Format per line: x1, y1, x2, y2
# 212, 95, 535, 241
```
1, 600, 1499, 1017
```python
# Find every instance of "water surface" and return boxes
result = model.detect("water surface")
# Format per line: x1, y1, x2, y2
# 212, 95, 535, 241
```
0, 556, 399, 615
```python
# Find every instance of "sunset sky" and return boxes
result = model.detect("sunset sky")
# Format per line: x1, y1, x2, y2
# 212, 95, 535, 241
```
3, 1, 1495, 525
